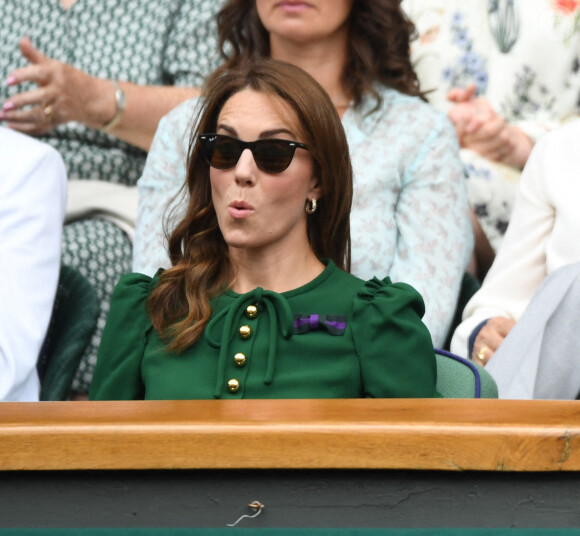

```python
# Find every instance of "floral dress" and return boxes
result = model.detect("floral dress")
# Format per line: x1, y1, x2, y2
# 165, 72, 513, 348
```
403, 0, 580, 250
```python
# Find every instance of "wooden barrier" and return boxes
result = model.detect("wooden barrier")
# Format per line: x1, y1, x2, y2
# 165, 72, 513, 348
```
2, 399, 580, 529
1, 398, 580, 471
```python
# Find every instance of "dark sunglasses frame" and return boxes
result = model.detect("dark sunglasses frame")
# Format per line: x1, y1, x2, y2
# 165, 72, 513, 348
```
199, 134, 308, 174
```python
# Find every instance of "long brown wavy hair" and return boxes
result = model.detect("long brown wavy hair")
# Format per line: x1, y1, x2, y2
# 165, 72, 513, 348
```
148, 59, 353, 353
216, 0, 425, 110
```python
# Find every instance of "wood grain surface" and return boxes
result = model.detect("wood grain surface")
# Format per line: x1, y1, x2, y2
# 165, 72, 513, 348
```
1, 399, 579, 471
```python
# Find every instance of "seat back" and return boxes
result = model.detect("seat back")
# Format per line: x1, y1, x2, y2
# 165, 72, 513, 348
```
435, 348, 498, 398
37, 265, 99, 401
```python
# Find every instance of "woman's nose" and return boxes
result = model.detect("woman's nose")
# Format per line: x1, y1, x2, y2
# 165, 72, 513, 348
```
234, 148, 257, 185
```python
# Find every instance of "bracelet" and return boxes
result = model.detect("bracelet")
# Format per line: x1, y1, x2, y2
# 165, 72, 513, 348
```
101, 80, 126, 133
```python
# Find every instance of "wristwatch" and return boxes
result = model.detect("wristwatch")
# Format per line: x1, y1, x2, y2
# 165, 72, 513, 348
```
101, 80, 126, 133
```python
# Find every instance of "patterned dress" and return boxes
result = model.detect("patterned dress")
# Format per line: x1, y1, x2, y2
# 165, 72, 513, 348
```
403, 0, 580, 251
1, 0, 222, 392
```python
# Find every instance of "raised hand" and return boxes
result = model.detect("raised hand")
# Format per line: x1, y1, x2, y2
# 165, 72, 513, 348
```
1, 37, 114, 134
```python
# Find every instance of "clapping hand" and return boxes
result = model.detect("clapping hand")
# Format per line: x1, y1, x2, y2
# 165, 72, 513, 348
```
447, 84, 533, 169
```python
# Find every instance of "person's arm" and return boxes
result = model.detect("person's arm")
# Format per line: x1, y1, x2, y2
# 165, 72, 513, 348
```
0, 128, 66, 401
1, 37, 201, 151
352, 277, 438, 398
388, 109, 473, 348
101, 82, 202, 151
132, 99, 200, 276
450, 134, 556, 359
89, 273, 154, 401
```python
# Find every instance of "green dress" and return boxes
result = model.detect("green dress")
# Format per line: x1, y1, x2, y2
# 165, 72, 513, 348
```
90, 261, 439, 400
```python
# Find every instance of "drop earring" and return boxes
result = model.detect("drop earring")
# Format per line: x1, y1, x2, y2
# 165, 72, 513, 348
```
305, 198, 317, 214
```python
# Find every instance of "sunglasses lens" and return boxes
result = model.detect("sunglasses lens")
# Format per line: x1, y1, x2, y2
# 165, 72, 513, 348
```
253, 140, 294, 173
210, 136, 242, 169
200, 135, 301, 173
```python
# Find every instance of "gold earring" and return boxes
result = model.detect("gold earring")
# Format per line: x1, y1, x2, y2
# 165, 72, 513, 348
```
305, 198, 317, 214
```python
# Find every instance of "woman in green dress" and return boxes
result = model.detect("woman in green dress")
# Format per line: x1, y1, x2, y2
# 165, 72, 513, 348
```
90, 59, 438, 400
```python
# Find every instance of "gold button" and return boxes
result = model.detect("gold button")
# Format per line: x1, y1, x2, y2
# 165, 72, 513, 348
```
228, 379, 240, 393
239, 325, 252, 339
234, 353, 247, 367
246, 304, 258, 318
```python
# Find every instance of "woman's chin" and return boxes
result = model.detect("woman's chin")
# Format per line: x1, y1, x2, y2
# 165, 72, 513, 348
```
223, 233, 256, 251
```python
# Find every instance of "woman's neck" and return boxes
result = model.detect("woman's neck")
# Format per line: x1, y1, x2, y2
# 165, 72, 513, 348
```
229, 247, 325, 295
270, 36, 351, 117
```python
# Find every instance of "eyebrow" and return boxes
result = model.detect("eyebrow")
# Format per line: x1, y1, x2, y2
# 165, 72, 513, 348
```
216, 124, 296, 139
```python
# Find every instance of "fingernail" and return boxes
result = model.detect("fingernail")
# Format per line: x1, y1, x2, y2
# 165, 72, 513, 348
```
6, 76, 17, 86
3, 101, 14, 111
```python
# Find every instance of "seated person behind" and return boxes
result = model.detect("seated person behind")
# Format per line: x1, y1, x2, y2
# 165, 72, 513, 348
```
403, 0, 580, 276
1, 0, 222, 397
0, 127, 66, 401
451, 119, 580, 399
90, 60, 438, 400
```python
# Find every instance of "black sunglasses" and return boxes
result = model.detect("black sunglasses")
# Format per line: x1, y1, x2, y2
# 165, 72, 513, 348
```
199, 134, 308, 174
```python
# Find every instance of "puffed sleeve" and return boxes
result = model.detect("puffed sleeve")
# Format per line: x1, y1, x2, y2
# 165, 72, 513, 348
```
89, 273, 154, 400
352, 278, 439, 398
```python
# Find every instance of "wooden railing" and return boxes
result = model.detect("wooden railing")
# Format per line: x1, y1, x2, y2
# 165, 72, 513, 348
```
1, 398, 580, 472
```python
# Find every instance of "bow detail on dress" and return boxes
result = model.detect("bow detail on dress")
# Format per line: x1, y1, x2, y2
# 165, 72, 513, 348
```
293, 314, 347, 335
205, 287, 293, 397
